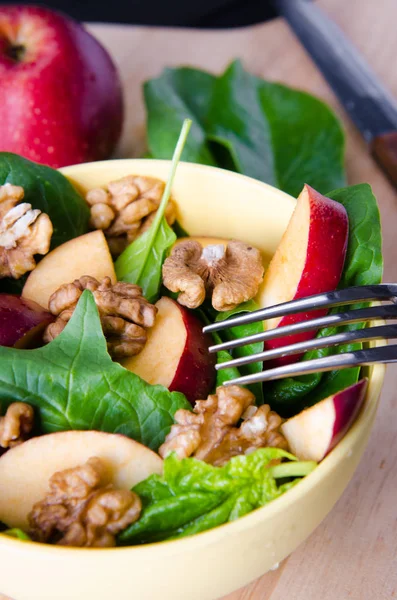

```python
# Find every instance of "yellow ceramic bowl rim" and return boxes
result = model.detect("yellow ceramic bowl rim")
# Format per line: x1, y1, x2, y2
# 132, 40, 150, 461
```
0, 159, 385, 560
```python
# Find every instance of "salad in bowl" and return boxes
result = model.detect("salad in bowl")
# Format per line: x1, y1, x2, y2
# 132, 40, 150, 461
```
0, 121, 384, 599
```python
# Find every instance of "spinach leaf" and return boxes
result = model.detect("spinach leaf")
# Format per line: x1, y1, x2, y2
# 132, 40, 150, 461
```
118, 449, 316, 545
266, 183, 383, 416
0, 153, 89, 250
144, 68, 217, 165
115, 119, 190, 302
1, 529, 31, 541
215, 300, 264, 404
144, 61, 346, 196
115, 219, 176, 303
0, 290, 190, 451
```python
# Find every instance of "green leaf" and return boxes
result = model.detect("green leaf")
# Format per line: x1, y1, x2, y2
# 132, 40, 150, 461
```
115, 219, 176, 303
118, 449, 316, 545
1, 528, 31, 541
115, 119, 191, 302
215, 300, 264, 404
0, 153, 89, 251
144, 61, 346, 196
0, 291, 190, 450
265, 184, 383, 416
144, 68, 217, 165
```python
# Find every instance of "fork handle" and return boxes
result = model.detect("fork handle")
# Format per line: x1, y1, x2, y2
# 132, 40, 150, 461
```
371, 131, 397, 188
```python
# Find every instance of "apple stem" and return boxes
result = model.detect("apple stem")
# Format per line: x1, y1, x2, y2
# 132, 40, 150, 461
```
270, 461, 317, 479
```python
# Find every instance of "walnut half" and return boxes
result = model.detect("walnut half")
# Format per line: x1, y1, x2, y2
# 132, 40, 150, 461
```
0, 183, 53, 279
86, 175, 176, 256
43, 276, 157, 359
162, 240, 264, 311
159, 385, 288, 466
0, 402, 34, 449
28, 457, 142, 547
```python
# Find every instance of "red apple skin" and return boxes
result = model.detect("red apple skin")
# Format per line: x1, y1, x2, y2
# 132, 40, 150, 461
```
0, 293, 53, 348
169, 303, 216, 404
0, 5, 123, 168
330, 378, 368, 452
264, 185, 349, 366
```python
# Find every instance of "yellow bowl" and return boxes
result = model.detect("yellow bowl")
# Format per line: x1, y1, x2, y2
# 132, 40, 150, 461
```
0, 160, 385, 600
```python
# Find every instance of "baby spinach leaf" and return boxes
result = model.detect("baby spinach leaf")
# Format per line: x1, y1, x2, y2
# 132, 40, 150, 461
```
144, 61, 346, 196
266, 183, 383, 416
0, 291, 190, 451
115, 119, 191, 302
0, 152, 89, 250
115, 219, 176, 303
1, 528, 31, 541
144, 68, 217, 165
215, 300, 264, 404
118, 449, 316, 545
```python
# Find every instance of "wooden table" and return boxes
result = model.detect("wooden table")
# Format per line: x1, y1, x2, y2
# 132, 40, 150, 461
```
1, 2, 395, 600
88, 1, 397, 598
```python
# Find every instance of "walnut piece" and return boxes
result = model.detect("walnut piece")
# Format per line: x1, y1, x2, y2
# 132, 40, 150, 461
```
28, 457, 142, 547
0, 402, 34, 449
86, 175, 176, 256
43, 276, 157, 358
162, 240, 264, 311
0, 183, 53, 279
159, 385, 288, 466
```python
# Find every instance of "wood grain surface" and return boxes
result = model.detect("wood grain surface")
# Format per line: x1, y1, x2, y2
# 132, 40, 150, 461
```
1, 1, 396, 599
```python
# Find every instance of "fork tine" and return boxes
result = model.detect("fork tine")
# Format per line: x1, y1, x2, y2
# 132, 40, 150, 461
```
216, 324, 397, 370
208, 304, 397, 353
222, 344, 397, 386
203, 283, 397, 334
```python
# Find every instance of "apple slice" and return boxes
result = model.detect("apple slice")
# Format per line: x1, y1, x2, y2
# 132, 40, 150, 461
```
0, 430, 163, 530
122, 296, 216, 404
281, 379, 368, 462
0, 294, 53, 348
258, 185, 349, 366
22, 230, 116, 309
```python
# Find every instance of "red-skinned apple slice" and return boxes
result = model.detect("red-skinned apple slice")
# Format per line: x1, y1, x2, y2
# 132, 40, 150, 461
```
122, 296, 216, 404
0, 294, 53, 348
22, 230, 116, 309
258, 184, 349, 366
281, 378, 368, 462
0, 430, 163, 529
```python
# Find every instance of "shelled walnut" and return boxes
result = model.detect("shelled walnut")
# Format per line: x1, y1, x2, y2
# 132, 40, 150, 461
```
28, 457, 142, 547
85, 175, 176, 256
43, 276, 157, 358
162, 240, 264, 311
0, 183, 53, 279
159, 385, 288, 466
0, 402, 34, 449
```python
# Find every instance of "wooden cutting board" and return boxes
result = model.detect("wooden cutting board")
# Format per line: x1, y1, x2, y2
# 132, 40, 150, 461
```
1, 2, 395, 600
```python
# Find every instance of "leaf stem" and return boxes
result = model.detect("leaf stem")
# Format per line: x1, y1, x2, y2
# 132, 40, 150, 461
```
270, 461, 317, 479
134, 118, 192, 282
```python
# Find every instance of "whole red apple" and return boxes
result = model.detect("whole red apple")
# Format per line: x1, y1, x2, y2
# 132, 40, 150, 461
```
0, 5, 123, 168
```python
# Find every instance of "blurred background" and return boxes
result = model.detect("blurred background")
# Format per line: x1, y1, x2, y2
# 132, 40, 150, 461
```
0, 0, 278, 26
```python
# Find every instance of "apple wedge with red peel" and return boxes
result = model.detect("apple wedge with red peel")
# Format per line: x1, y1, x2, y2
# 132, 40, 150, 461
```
22, 230, 116, 309
0, 294, 53, 348
0, 430, 163, 530
281, 378, 368, 462
258, 184, 349, 366
123, 296, 216, 404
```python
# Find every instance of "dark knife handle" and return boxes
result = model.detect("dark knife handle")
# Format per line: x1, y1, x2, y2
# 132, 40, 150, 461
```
371, 131, 397, 188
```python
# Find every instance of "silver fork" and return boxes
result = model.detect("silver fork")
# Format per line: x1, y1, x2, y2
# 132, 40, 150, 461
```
203, 284, 397, 386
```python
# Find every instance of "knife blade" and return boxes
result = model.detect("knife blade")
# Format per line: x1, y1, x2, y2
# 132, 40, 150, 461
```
274, 0, 397, 188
